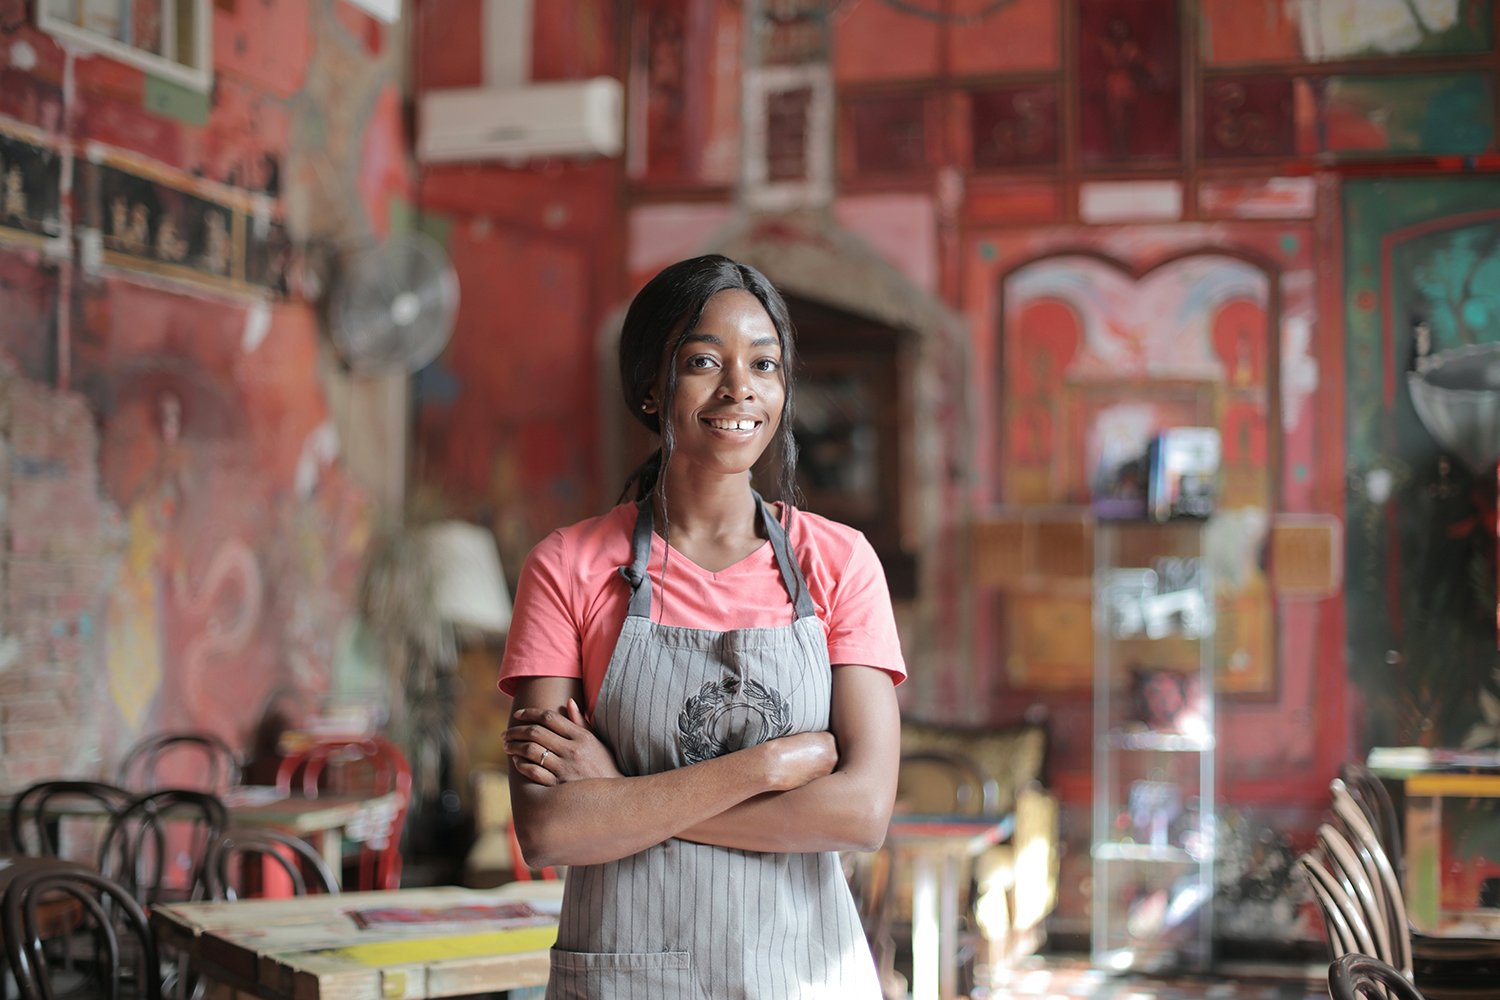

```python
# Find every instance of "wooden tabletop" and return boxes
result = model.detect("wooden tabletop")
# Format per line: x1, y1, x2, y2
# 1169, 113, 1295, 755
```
152, 882, 563, 1000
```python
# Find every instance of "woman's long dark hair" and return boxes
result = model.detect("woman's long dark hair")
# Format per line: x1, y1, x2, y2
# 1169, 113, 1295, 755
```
617, 254, 801, 508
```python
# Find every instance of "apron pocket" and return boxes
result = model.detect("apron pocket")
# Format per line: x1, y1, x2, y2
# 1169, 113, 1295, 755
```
548, 947, 706, 1000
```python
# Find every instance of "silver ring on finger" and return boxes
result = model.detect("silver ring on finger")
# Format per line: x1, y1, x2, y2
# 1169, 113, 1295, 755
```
538, 748, 551, 766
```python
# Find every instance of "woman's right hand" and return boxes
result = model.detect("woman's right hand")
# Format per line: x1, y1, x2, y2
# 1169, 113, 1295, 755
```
758, 731, 838, 791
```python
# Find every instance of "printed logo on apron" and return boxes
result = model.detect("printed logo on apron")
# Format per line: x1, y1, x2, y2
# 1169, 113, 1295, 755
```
677, 676, 792, 764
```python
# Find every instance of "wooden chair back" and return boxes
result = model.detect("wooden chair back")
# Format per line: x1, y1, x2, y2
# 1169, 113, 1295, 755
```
98, 789, 228, 906
203, 828, 340, 901
7, 780, 132, 859
1329, 954, 1427, 1000
116, 731, 242, 795
1, 860, 162, 1000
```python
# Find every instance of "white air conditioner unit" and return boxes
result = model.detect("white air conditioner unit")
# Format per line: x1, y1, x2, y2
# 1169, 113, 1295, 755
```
417, 76, 623, 164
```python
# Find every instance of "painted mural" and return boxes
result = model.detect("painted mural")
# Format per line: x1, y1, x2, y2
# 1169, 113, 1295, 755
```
1200, 0, 1492, 64
1344, 177, 1500, 750
999, 251, 1276, 697
0, 0, 409, 789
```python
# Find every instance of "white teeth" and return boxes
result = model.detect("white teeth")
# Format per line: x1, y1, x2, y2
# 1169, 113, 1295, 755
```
707, 419, 757, 431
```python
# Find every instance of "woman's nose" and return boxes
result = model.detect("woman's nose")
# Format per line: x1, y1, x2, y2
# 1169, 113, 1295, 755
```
718, 364, 754, 399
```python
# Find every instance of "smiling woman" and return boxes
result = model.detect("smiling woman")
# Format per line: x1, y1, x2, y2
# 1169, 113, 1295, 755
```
496, 254, 906, 1000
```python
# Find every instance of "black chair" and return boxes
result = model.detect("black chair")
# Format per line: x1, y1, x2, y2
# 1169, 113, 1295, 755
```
1329, 954, 1427, 1000
7, 780, 133, 859
1339, 764, 1404, 881
1, 859, 162, 1000
116, 732, 242, 795
1328, 778, 1500, 999
98, 789, 228, 906
203, 828, 340, 901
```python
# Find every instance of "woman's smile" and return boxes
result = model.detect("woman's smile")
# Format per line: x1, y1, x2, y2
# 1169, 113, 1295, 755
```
655, 288, 785, 474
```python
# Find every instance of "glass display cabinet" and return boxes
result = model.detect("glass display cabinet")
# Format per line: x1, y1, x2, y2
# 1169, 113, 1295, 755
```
1092, 519, 1215, 973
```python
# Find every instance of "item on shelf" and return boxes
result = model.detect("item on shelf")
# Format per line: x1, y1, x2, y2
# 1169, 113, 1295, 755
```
1102, 558, 1210, 640
1126, 779, 1183, 847
1147, 427, 1221, 523
1129, 667, 1208, 737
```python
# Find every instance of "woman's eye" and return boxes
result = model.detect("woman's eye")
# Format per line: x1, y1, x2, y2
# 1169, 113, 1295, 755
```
686, 355, 716, 370
753, 358, 780, 372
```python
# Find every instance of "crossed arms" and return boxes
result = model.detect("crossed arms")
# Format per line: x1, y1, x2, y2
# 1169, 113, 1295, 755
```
504, 665, 900, 870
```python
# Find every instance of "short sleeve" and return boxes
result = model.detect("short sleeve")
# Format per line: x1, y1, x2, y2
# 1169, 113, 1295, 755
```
498, 530, 584, 696
824, 532, 907, 684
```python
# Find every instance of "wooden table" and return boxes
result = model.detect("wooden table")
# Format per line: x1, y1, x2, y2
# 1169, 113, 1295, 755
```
220, 788, 404, 889
1368, 751, 1500, 938
885, 813, 1013, 1000
151, 882, 564, 999
0, 787, 402, 891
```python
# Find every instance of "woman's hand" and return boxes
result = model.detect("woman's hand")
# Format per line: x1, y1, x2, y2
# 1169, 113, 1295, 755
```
506, 699, 623, 786
757, 731, 837, 791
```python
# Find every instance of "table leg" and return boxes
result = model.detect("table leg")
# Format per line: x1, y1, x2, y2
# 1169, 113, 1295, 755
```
316, 831, 343, 890
911, 851, 939, 1000
940, 850, 961, 1000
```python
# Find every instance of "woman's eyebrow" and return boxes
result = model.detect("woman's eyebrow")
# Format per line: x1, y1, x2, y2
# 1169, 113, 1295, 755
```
682, 332, 781, 349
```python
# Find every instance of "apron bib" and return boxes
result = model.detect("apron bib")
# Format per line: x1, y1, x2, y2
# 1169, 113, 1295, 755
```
547, 494, 881, 1000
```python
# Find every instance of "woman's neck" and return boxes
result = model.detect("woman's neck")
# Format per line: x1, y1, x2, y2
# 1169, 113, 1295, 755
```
653, 467, 762, 544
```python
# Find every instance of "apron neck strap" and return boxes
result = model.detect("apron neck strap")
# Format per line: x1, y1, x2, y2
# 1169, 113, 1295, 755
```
620, 492, 817, 621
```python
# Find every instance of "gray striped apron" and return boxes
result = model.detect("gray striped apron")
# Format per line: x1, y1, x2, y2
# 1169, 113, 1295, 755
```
547, 494, 881, 1000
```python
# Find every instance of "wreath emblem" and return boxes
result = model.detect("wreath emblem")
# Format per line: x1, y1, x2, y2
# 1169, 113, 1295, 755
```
677, 676, 792, 764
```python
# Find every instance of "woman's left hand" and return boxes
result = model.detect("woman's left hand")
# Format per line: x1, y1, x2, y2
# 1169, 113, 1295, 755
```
505, 699, 623, 786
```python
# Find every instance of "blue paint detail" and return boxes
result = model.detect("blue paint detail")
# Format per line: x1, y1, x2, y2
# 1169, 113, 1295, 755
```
1294, 464, 1308, 483
413, 359, 462, 407
77, 614, 93, 639
978, 242, 997, 261
1280, 234, 1300, 256
13, 457, 67, 479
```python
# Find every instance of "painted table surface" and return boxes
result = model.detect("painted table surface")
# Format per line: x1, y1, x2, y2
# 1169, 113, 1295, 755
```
886, 813, 1012, 1000
152, 882, 564, 1000
1367, 755, 1500, 939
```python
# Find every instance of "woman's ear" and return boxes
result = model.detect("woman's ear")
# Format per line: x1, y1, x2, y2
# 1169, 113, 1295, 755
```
641, 393, 658, 414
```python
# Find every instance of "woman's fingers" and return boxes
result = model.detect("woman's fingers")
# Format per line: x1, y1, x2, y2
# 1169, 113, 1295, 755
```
506, 740, 561, 785
511, 706, 586, 738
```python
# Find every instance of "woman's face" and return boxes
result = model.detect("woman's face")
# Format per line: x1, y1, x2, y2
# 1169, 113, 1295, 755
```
652, 289, 785, 480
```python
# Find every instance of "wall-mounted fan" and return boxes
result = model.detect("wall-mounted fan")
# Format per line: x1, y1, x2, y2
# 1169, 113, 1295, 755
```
328, 232, 459, 375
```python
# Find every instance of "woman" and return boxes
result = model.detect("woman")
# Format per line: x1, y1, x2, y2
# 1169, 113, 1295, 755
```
500, 254, 904, 999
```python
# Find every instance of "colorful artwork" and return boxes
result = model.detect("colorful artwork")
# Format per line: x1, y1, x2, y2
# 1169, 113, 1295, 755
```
998, 250, 1278, 695
92, 161, 240, 284
1201, 77, 1296, 160
0, 124, 62, 245
1314, 73, 1494, 156
1200, 0, 1492, 65
1344, 177, 1500, 748
844, 93, 927, 176
1077, 0, 1181, 167
970, 84, 1059, 171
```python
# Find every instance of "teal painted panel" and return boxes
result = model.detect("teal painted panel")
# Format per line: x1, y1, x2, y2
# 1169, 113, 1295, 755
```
1322, 73, 1493, 156
1343, 177, 1500, 748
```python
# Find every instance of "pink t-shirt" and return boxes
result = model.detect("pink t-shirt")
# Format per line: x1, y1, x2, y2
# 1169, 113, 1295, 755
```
499, 502, 907, 712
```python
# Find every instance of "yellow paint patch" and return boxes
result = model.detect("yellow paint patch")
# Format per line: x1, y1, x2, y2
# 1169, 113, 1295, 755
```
331, 926, 558, 967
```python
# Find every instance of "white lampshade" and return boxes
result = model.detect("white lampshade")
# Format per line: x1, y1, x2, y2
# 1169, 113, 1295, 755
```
419, 520, 512, 634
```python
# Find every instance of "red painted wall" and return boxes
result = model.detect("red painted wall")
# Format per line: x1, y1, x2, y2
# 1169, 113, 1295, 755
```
0, 0, 408, 787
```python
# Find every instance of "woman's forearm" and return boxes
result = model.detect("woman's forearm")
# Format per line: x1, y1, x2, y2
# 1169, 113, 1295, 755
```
676, 764, 893, 854
511, 750, 775, 868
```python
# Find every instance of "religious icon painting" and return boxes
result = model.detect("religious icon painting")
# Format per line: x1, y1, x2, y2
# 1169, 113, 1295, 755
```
1076, 0, 1182, 168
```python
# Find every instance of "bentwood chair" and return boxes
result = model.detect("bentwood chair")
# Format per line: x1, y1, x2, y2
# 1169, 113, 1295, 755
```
274, 735, 412, 890
1329, 954, 1428, 1000
116, 731, 242, 795
2, 859, 162, 1000
7, 780, 132, 860
97, 789, 228, 906
1326, 777, 1500, 998
202, 828, 340, 901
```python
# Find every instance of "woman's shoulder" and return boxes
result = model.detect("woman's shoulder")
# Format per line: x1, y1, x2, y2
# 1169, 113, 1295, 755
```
779, 504, 870, 563
524, 503, 637, 576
